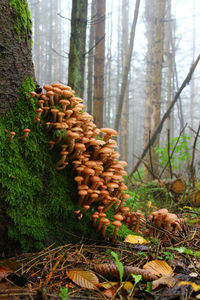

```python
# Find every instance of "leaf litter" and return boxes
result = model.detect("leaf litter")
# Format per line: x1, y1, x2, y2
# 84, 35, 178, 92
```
0, 225, 200, 299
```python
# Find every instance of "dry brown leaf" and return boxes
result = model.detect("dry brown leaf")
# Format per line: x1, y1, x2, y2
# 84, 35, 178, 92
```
124, 235, 148, 244
152, 276, 178, 290
66, 269, 99, 290
102, 288, 116, 298
143, 260, 174, 278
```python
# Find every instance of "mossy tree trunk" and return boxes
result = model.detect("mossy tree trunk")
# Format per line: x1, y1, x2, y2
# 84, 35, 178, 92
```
68, 0, 88, 98
0, 0, 35, 117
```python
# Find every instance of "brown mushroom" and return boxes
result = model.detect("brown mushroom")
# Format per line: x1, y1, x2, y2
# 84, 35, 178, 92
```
20, 128, 31, 141
112, 220, 122, 242
9, 131, 16, 141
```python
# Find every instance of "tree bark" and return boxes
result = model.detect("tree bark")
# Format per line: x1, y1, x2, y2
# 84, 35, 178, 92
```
143, 0, 155, 181
114, 0, 140, 132
93, 0, 106, 128
68, 0, 88, 98
0, 0, 35, 117
149, 0, 166, 179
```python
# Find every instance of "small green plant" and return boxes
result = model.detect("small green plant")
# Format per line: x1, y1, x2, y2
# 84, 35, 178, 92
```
155, 133, 191, 172
110, 251, 124, 285
145, 281, 152, 293
130, 274, 142, 296
59, 287, 69, 300
168, 246, 200, 258
163, 251, 174, 261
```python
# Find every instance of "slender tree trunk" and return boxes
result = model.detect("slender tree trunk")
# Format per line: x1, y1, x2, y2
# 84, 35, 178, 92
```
149, 0, 166, 178
120, 0, 129, 161
93, 0, 106, 128
143, 0, 155, 181
87, 0, 96, 114
0, 0, 35, 117
68, 0, 88, 98
114, 0, 140, 132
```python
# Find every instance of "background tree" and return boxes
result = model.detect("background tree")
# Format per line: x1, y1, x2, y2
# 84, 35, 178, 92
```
68, 0, 88, 98
93, 0, 106, 128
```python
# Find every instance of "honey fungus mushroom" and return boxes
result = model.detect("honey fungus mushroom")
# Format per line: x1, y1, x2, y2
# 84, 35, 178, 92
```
100, 128, 118, 141
20, 128, 31, 141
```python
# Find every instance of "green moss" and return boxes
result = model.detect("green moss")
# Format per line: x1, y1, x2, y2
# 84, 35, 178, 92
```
9, 0, 32, 46
0, 77, 97, 251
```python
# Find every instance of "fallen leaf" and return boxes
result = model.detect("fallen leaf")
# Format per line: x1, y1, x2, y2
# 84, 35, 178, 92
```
99, 282, 118, 289
66, 269, 99, 290
0, 267, 9, 280
143, 260, 174, 278
152, 276, 178, 290
123, 281, 134, 291
102, 288, 115, 298
125, 235, 148, 244
178, 281, 200, 292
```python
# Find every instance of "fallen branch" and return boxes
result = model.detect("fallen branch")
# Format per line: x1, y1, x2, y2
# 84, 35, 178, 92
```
130, 54, 200, 177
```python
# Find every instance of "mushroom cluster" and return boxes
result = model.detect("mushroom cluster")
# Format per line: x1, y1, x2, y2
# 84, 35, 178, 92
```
148, 208, 184, 239
29, 82, 132, 242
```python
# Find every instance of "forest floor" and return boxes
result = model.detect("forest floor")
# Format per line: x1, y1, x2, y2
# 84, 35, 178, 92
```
0, 220, 200, 300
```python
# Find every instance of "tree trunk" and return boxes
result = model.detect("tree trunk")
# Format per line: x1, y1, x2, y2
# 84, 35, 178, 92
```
0, 0, 35, 117
143, 0, 155, 181
149, 0, 166, 179
114, 0, 140, 132
120, 0, 129, 161
68, 0, 88, 98
87, 0, 96, 114
93, 0, 106, 128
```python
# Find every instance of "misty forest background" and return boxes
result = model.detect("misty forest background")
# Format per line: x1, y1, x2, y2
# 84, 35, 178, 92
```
27, 0, 200, 181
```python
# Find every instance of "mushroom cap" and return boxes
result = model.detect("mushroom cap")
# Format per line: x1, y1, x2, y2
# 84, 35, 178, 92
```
114, 214, 124, 221
101, 128, 118, 136
102, 218, 110, 226
107, 182, 119, 189
78, 184, 89, 190
83, 205, 90, 210
92, 213, 99, 219
99, 147, 113, 154
60, 99, 70, 106
90, 175, 101, 183
83, 167, 95, 176
60, 151, 68, 156
70, 97, 83, 103
78, 190, 88, 196
74, 176, 84, 183
112, 220, 122, 227
102, 171, 113, 177
51, 108, 59, 114
62, 90, 73, 98
36, 108, 43, 112
43, 84, 53, 91
67, 130, 80, 139
52, 87, 62, 94
23, 128, 31, 133
58, 112, 65, 117
46, 90, 55, 96
10, 131, 16, 136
